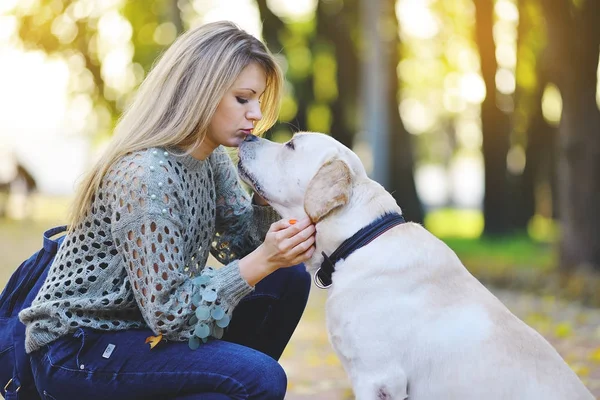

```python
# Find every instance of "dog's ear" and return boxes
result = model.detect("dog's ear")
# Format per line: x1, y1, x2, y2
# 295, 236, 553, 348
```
304, 159, 352, 223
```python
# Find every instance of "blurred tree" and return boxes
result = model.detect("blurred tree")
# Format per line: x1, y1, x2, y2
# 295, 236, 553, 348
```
474, 0, 512, 236
315, 0, 360, 149
123, 0, 185, 74
512, 0, 558, 230
15, 0, 187, 137
256, 0, 315, 135
16, 0, 118, 125
380, 0, 424, 223
258, 0, 423, 222
541, 0, 600, 271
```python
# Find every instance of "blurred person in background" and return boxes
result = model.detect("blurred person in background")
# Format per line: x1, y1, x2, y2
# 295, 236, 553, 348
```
18, 20, 315, 400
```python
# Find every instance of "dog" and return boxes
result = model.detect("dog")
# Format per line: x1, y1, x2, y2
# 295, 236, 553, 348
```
237, 132, 594, 400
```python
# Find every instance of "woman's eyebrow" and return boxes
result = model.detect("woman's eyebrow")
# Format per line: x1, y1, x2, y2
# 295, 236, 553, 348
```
239, 88, 257, 94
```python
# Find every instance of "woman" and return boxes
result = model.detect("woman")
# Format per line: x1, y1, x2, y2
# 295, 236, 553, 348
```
19, 21, 314, 400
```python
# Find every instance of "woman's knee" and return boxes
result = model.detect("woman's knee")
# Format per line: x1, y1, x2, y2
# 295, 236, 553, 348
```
246, 355, 287, 399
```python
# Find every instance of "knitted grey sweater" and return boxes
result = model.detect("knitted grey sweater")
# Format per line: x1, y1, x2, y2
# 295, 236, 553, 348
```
19, 146, 279, 353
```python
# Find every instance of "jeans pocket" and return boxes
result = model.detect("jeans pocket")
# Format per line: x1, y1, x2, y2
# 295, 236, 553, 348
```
46, 328, 102, 372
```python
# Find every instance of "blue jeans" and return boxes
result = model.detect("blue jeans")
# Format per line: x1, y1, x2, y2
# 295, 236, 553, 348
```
29, 264, 311, 400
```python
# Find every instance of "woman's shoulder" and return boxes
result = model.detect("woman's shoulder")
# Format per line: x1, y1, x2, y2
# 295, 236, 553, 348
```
103, 148, 181, 188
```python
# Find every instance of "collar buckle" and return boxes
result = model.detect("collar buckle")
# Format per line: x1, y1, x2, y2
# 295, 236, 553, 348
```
313, 268, 332, 289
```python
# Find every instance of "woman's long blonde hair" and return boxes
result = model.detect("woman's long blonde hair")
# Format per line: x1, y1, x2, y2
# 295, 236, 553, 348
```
68, 21, 283, 231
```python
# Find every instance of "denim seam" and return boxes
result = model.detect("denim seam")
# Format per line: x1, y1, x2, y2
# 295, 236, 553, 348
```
45, 353, 249, 397
0, 345, 13, 356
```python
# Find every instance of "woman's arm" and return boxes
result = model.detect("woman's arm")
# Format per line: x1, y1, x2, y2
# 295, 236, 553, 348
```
209, 146, 280, 264
110, 151, 254, 344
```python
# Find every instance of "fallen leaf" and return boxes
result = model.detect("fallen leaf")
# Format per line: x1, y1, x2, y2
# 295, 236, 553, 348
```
145, 334, 163, 349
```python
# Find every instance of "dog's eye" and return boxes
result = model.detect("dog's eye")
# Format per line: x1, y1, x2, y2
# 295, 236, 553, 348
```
285, 141, 295, 150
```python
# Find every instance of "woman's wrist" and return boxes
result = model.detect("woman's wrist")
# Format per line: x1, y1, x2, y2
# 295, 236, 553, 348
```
238, 245, 277, 286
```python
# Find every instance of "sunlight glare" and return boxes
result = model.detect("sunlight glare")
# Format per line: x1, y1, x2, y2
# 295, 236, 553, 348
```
0, 16, 17, 42
506, 145, 526, 175
0, 0, 19, 14
455, 119, 482, 150
400, 98, 436, 135
51, 14, 78, 44
11, 0, 37, 14
266, 0, 317, 21
495, 68, 515, 94
397, 0, 440, 39
495, 0, 519, 23
97, 11, 133, 47
450, 153, 484, 208
102, 44, 135, 93
196, 0, 262, 38
415, 164, 449, 207
457, 48, 479, 72
597, 61, 600, 109
68, 0, 96, 20
459, 72, 486, 104
496, 43, 516, 69
542, 83, 562, 126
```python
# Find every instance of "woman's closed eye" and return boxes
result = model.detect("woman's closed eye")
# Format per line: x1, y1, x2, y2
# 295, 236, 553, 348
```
236, 96, 249, 104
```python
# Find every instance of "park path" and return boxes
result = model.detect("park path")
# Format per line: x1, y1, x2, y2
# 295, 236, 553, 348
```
282, 285, 600, 399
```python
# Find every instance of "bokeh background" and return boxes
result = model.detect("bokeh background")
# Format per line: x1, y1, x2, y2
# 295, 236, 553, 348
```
1, 0, 600, 398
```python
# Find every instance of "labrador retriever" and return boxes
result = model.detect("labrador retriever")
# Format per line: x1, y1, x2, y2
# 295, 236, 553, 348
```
237, 132, 594, 400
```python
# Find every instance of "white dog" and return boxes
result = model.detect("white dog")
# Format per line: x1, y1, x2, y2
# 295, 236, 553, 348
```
238, 132, 594, 400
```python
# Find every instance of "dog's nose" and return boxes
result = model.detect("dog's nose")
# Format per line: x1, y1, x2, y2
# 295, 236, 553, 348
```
244, 134, 259, 142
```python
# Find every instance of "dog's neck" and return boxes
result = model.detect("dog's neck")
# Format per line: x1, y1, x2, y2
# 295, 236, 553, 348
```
306, 178, 402, 271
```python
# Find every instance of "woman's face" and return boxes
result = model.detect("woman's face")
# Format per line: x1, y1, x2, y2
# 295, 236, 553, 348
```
204, 62, 266, 152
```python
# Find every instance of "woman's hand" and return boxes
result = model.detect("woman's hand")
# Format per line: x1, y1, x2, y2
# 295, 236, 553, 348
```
260, 217, 316, 269
239, 217, 316, 286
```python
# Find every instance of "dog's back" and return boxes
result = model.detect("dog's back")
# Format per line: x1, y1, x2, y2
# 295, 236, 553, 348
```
326, 222, 594, 400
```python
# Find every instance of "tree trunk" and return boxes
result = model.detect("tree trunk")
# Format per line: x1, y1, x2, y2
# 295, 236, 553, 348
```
316, 0, 360, 149
542, 0, 600, 270
256, 0, 311, 133
474, 0, 512, 236
382, 0, 424, 223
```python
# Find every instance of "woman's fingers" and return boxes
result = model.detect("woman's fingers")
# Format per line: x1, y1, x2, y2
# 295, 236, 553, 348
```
290, 234, 315, 256
279, 224, 315, 252
269, 218, 294, 232
290, 239, 316, 265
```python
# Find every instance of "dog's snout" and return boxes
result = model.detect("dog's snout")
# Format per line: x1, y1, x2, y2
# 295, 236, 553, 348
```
244, 134, 259, 142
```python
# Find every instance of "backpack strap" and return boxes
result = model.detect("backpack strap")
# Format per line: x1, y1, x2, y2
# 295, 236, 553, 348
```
6, 226, 67, 399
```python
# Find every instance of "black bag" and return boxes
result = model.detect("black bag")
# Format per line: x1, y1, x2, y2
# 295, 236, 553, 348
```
0, 226, 67, 400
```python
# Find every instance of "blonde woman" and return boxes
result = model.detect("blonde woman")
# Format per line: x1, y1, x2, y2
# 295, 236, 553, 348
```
19, 21, 314, 400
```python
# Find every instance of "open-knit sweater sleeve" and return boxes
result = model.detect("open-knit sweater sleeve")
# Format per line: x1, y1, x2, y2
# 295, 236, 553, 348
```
209, 146, 280, 264
110, 150, 253, 343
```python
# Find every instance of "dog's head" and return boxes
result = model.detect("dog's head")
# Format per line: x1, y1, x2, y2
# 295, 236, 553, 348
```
238, 132, 367, 223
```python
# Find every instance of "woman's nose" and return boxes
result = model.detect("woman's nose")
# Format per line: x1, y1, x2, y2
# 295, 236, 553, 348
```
247, 103, 263, 122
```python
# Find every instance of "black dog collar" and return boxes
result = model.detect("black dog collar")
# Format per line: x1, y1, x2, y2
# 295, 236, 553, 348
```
314, 213, 406, 289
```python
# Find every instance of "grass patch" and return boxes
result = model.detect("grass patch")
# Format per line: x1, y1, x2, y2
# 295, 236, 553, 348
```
443, 235, 556, 272
425, 208, 556, 271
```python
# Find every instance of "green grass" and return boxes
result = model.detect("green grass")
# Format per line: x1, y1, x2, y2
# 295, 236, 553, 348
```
425, 208, 557, 272
443, 235, 556, 271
